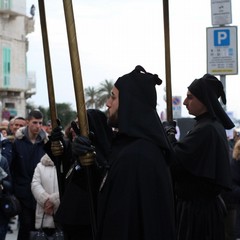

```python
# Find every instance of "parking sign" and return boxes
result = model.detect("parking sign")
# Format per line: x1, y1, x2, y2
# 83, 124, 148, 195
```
207, 26, 238, 75
214, 29, 230, 46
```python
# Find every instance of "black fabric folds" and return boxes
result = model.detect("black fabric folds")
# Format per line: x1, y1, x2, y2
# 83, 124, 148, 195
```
188, 74, 234, 130
114, 65, 173, 160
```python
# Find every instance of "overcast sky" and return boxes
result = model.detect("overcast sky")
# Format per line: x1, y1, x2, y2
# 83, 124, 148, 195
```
26, 0, 240, 119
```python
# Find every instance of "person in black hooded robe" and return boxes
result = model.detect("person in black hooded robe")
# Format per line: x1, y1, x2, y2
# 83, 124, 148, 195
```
51, 109, 113, 240
95, 66, 176, 240
164, 74, 235, 240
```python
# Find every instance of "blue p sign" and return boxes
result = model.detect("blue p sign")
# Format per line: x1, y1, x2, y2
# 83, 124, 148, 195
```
214, 29, 230, 46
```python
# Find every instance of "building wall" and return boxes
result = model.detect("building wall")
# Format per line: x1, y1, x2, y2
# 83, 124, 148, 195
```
0, 0, 35, 121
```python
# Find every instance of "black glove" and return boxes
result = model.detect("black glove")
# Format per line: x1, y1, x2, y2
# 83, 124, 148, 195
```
71, 120, 96, 166
51, 141, 64, 157
72, 135, 96, 166
50, 119, 64, 156
72, 135, 95, 157
50, 119, 64, 141
163, 121, 177, 136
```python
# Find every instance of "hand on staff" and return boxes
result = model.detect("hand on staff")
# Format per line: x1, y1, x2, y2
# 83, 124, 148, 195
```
71, 121, 96, 157
51, 119, 64, 156
44, 198, 54, 215
51, 119, 64, 141
163, 121, 177, 136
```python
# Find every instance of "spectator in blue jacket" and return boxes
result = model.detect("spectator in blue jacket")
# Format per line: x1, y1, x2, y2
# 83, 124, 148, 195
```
1, 132, 12, 166
11, 109, 48, 240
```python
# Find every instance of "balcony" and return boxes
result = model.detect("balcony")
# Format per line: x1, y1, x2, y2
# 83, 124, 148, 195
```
0, 0, 26, 18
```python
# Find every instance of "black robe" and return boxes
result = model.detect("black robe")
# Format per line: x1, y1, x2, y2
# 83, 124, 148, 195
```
54, 109, 113, 240
97, 134, 176, 240
171, 113, 232, 240
96, 66, 176, 240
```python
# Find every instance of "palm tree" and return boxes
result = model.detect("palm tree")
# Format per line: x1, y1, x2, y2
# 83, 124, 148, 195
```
84, 86, 98, 109
97, 79, 114, 109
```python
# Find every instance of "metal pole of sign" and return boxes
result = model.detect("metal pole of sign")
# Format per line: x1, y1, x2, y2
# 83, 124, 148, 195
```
62, 1, 97, 239
220, 75, 226, 110
210, 0, 236, 112
162, 0, 173, 121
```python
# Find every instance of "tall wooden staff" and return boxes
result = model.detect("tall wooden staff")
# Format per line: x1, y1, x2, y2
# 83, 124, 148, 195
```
163, 0, 173, 121
38, 0, 57, 128
62, 0, 97, 238
38, 0, 64, 198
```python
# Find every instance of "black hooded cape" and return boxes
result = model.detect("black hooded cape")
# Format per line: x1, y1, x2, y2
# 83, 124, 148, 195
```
170, 73, 234, 240
97, 66, 176, 240
54, 109, 112, 228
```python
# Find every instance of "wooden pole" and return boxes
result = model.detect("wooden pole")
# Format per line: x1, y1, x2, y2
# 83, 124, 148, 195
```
62, 1, 96, 238
38, 0, 64, 199
38, 0, 57, 128
62, 0, 89, 137
163, 0, 173, 121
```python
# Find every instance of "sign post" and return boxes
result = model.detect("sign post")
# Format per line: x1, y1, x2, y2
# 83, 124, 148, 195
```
208, 0, 238, 111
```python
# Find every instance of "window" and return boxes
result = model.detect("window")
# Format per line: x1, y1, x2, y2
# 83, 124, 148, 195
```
0, 0, 11, 9
3, 47, 11, 87
5, 102, 14, 108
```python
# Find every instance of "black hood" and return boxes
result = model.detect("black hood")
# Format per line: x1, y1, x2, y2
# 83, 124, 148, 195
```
114, 65, 172, 152
188, 74, 234, 130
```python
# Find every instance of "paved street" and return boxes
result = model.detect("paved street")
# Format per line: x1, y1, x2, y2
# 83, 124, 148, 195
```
6, 216, 18, 240
6, 229, 18, 240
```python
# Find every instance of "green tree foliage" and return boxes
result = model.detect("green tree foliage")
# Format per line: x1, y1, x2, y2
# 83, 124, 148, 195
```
96, 79, 113, 109
27, 79, 114, 129
46, 103, 77, 128
84, 79, 113, 111
85, 86, 99, 109
27, 102, 76, 129
26, 102, 48, 124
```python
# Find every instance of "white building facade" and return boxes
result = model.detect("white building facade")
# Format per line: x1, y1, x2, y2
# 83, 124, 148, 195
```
0, 0, 35, 121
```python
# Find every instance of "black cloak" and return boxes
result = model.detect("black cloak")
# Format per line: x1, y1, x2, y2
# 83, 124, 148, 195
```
170, 73, 234, 240
54, 109, 112, 230
97, 66, 176, 240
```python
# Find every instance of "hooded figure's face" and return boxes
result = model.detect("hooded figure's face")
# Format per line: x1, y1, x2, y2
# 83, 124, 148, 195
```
183, 90, 208, 117
106, 86, 119, 128
186, 74, 234, 129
